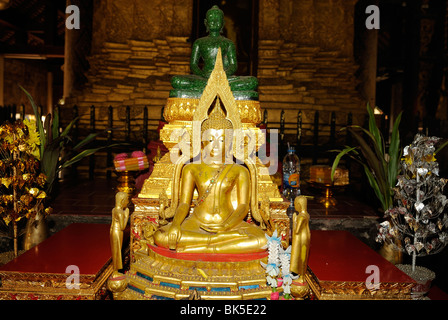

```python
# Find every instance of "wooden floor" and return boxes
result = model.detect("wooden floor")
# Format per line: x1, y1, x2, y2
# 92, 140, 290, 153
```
52, 178, 117, 216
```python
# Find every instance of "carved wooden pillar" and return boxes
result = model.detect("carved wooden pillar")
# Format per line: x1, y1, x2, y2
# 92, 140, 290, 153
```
47, 71, 53, 114
405, 0, 446, 136
259, 0, 279, 40
257, 0, 363, 130
0, 55, 4, 106
63, 0, 76, 100
63, 0, 92, 100
356, 0, 379, 109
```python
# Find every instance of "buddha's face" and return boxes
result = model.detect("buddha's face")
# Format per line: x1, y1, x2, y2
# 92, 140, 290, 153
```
202, 129, 228, 163
121, 196, 129, 208
117, 193, 129, 208
205, 9, 224, 33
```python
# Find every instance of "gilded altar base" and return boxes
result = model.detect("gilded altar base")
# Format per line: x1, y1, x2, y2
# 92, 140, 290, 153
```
115, 248, 272, 300
305, 268, 414, 300
0, 224, 115, 300
0, 265, 112, 300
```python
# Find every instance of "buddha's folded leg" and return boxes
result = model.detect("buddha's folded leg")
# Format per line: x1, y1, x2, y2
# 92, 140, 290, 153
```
170, 74, 208, 90
179, 234, 266, 254
154, 226, 214, 250
178, 229, 267, 254
153, 226, 170, 248
228, 76, 258, 91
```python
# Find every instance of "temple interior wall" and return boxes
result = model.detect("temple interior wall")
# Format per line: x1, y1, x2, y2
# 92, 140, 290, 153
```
66, 0, 367, 138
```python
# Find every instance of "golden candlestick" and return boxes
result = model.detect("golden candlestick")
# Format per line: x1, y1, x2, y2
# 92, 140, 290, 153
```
116, 170, 136, 199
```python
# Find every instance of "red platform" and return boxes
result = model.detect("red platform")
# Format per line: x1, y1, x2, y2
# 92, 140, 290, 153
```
0, 223, 113, 300
1, 223, 111, 275
149, 245, 268, 262
307, 230, 416, 299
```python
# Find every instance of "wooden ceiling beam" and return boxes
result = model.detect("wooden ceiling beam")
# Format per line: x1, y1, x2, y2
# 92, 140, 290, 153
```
0, 45, 64, 58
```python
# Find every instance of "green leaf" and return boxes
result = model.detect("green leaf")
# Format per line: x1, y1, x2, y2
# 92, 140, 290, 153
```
350, 125, 386, 163
60, 148, 100, 169
40, 140, 61, 190
59, 117, 79, 138
363, 165, 387, 211
348, 127, 385, 177
348, 127, 388, 199
72, 132, 102, 151
331, 146, 358, 181
72, 126, 117, 151
435, 139, 448, 155
367, 103, 384, 155
52, 109, 60, 140
61, 143, 123, 169
19, 85, 46, 156
44, 113, 52, 144
387, 111, 402, 189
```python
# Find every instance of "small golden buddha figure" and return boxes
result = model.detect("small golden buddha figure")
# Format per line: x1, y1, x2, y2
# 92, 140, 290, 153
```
110, 192, 130, 275
289, 196, 311, 298
153, 100, 267, 253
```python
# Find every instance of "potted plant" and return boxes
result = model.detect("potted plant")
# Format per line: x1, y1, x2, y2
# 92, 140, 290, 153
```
20, 85, 109, 196
331, 104, 402, 212
18, 85, 116, 250
331, 104, 403, 263
376, 134, 448, 298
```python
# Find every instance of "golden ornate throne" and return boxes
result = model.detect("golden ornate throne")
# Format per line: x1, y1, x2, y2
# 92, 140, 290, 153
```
113, 50, 290, 300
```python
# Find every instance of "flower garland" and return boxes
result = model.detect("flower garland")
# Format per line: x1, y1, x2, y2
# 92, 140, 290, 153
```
261, 230, 297, 299
114, 151, 149, 172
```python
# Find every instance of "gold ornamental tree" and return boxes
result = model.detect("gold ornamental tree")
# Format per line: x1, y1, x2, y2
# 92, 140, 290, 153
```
0, 119, 50, 257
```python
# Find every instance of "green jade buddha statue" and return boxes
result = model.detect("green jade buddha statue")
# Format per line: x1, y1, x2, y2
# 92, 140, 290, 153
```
170, 5, 258, 100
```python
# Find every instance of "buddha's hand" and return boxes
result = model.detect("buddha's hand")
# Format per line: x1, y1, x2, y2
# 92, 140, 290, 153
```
200, 223, 248, 236
200, 223, 228, 233
167, 224, 181, 250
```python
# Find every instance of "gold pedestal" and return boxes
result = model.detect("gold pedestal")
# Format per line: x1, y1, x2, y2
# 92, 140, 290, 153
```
116, 171, 136, 199
319, 185, 336, 208
308, 181, 346, 209
115, 248, 271, 300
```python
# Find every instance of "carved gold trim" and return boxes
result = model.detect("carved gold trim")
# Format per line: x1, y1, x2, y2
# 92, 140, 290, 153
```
0, 264, 113, 300
305, 267, 414, 300
118, 249, 271, 300
163, 97, 262, 125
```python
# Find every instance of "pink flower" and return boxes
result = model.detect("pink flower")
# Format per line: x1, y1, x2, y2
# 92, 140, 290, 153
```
277, 278, 283, 287
131, 151, 145, 158
270, 291, 280, 300
115, 153, 128, 160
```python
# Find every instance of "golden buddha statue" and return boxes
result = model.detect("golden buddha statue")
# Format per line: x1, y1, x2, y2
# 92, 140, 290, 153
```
113, 39, 298, 300
110, 192, 130, 275
153, 99, 267, 253
289, 195, 311, 298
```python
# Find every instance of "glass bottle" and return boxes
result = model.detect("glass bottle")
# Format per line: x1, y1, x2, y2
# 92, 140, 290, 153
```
282, 146, 301, 200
